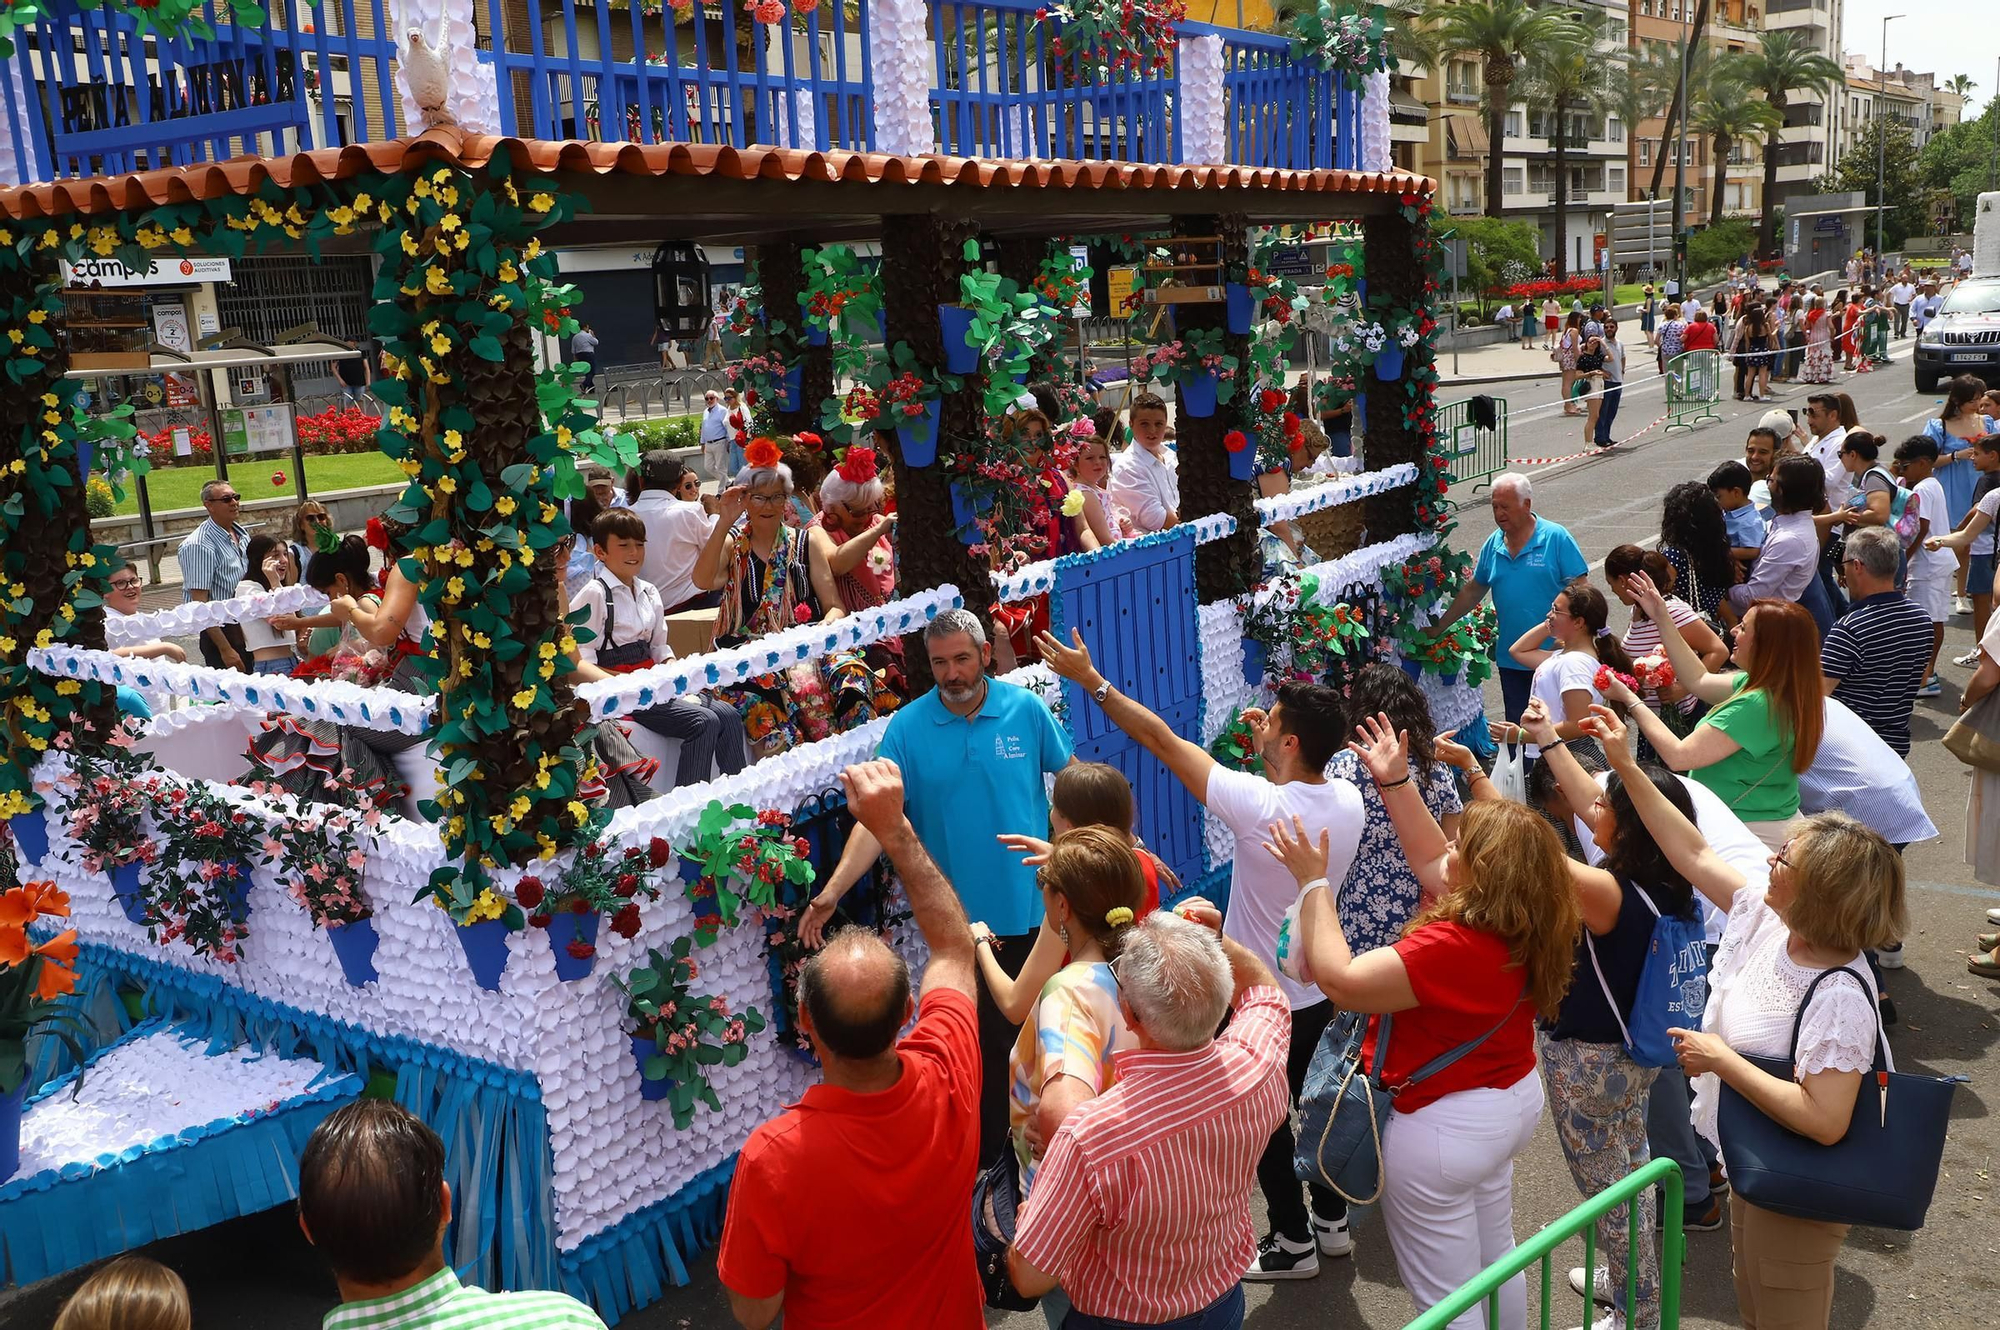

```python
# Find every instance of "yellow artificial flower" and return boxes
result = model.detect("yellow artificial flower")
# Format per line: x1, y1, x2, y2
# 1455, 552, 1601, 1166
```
554, 425, 573, 446
26, 309, 44, 325
495, 496, 516, 516
170, 226, 194, 246
425, 266, 452, 295
429, 332, 451, 356
534, 770, 551, 790
33, 629, 52, 648
523, 238, 542, 261
471, 631, 491, 649
402, 232, 420, 257
511, 687, 537, 709
435, 476, 457, 495
452, 230, 469, 252
398, 458, 423, 478
0, 637, 14, 655
440, 213, 461, 232
566, 800, 589, 824
529, 194, 553, 214
498, 261, 519, 284
54, 679, 80, 696
443, 429, 462, 449
39, 393, 55, 406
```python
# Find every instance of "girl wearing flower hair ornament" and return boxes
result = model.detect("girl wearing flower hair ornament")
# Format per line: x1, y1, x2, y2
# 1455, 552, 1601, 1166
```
807, 442, 905, 692
691, 436, 900, 758
1062, 425, 1130, 551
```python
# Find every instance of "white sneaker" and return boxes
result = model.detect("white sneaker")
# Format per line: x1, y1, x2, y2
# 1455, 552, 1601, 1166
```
1312, 1212, 1353, 1258
1955, 594, 1976, 615
1566, 1316, 1618, 1330
1569, 1265, 1615, 1307
1956, 649, 1984, 668
1986, 907, 2000, 926
1875, 942, 1906, 970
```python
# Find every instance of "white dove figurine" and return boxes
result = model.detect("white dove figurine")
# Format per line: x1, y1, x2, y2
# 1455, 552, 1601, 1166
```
401, 26, 456, 130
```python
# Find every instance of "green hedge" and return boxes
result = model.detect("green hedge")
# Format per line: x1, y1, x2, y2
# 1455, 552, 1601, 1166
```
610, 415, 702, 451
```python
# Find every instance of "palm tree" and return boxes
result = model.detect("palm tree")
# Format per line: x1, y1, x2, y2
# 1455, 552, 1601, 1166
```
1688, 89, 1780, 226
1521, 21, 1607, 279
1647, 0, 1712, 199
1730, 30, 1843, 257
1423, 0, 1586, 217
1947, 73, 1977, 100
1607, 58, 1669, 205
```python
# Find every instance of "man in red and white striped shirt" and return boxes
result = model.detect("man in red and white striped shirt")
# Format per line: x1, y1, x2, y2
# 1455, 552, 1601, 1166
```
1006, 907, 1290, 1328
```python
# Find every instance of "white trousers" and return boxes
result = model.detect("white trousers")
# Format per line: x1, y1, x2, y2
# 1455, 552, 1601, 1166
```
1380, 1071, 1545, 1330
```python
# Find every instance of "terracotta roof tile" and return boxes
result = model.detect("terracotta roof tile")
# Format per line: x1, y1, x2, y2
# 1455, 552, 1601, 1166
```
0, 127, 1433, 221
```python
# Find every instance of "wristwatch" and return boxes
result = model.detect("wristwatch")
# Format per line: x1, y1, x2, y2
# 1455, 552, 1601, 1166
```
1091, 678, 1112, 705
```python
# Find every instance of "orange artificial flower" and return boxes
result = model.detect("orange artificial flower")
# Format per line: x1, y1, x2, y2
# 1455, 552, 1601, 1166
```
0, 880, 67, 929
744, 436, 782, 471
32, 931, 78, 1001
34, 930, 77, 966
0, 925, 27, 967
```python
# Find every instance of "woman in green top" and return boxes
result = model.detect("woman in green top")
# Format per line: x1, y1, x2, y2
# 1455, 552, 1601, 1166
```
1597, 571, 1824, 849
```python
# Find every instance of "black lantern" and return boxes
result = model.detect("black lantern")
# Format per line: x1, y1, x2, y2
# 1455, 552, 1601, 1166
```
651, 241, 712, 340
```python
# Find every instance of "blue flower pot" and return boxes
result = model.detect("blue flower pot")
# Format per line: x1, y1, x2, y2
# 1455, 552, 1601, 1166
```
1227, 442, 1257, 482
110, 860, 148, 926
777, 364, 803, 413
76, 439, 93, 481
632, 1034, 672, 1102
1398, 654, 1425, 682
805, 324, 828, 347
938, 305, 980, 374
326, 917, 381, 987
0, 1080, 28, 1183
895, 401, 941, 467
547, 911, 600, 983
218, 857, 254, 923
1241, 636, 1268, 688
1226, 283, 1256, 334
1179, 370, 1218, 418
1374, 345, 1406, 382
456, 920, 512, 992
876, 311, 888, 343
7, 811, 48, 865
950, 482, 995, 546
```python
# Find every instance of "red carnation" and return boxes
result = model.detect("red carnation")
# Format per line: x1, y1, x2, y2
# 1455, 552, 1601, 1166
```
615, 873, 639, 898
570, 898, 591, 915
648, 837, 671, 868
793, 837, 810, 856
516, 876, 545, 908
1258, 388, 1286, 413
566, 940, 596, 960
528, 911, 553, 929
1223, 430, 1250, 453
610, 903, 643, 938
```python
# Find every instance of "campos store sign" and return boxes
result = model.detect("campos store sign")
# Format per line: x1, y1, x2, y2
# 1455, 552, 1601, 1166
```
60, 255, 233, 288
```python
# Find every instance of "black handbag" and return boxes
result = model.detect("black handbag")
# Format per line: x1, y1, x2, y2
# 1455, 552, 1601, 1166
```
969, 1147, 1040, 1311
1717, 966, 1958, 1230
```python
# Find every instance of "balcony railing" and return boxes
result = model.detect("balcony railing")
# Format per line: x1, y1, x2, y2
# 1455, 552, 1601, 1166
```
2, 0, 1359, 185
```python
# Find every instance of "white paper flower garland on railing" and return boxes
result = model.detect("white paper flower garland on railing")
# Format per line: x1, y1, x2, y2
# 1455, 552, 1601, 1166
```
1178, 34, 1227, 165
1293, 530, 1437, 600
993, 514, 1238, 604
1360, 69, 1393, 174
29, 645, 436, 734
576, 586, 963, 720
1253, 462, 1415, 526
105, 584, 327, 648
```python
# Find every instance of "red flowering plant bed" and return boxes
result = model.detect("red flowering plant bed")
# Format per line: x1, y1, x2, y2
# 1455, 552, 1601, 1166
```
674, 799, 815, 947
517, 813, 673, 958
617, 934, 768, 1128
1496, 276, 1606, 302
294, 403, 384, 455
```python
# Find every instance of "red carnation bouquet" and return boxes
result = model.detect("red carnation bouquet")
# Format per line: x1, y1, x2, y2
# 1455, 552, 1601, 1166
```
521, 820, 674, 957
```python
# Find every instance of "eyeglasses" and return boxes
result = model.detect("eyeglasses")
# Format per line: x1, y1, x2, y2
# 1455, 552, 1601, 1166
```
303, 512, 330, 524
748, 492, 788, 507
1773, 839, 1796, 871
212, 493, 241, 504
109, 578, 142, 592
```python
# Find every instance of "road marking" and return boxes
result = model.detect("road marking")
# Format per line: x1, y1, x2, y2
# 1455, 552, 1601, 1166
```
1908, 877, 2000, 904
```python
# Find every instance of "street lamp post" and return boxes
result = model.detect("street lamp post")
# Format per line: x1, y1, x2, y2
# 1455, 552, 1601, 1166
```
1672, 6, 1689, 291
1877, 15, 1903, 264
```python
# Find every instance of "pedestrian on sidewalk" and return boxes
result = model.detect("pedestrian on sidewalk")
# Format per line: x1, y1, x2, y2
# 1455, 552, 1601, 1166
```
1591, 319, 1627, 448
1542, 295, 1562, 349
1556, 312, 1585, 416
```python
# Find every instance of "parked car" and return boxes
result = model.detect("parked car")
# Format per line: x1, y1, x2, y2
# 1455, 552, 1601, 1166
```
1915, 277, 2000, 392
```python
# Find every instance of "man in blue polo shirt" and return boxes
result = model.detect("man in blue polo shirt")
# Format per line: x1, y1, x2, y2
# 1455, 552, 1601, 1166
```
805, 606, 1072, 1161
1428, 472, 1588, 721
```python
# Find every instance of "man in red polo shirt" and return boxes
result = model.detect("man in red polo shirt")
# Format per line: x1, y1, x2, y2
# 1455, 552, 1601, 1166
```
717, 759, 982, 1330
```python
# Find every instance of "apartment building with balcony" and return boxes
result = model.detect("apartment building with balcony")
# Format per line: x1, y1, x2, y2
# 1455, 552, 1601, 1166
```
1759, 0, 1844, 215
1834, 54, 1964, 171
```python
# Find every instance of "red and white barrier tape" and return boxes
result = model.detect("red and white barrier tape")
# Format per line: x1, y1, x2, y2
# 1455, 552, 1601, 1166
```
1505, 409, 1672, 469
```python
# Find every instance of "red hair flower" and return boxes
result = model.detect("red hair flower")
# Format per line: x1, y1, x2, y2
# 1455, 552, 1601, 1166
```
1223, 430, 1250, 453
794, 431, 824, 452
837, 446, 880, 485
364, 517, 389, 552
744, 436, 783, 470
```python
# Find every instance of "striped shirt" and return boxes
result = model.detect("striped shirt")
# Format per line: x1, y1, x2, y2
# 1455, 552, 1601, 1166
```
322, 1269, 607, 1330
1820, 590, 1934, 757
1012, 985, 1291, 1323
177, 518, 249, 603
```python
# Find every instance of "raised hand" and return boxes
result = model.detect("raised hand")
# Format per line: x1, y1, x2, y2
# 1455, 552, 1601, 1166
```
1262, 815, 1331, 887
1347, 711, 1411, 787
1033, 628, 1097, 684
1434, 728, 1479, 772
1579, 704, 1633, 767
1520, 697, 1560, 749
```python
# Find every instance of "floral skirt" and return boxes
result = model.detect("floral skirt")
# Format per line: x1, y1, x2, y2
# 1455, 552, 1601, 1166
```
1799, 341, 1835, 383
718, 649, 902, 759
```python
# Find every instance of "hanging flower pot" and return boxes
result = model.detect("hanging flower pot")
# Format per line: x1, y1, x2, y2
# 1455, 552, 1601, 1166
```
895, 400, 942, 467
1179, 370, 1218, 418
949, 482, 995, 546
805, 324, 828, 347
325, 917, 381, 987
876, 311, 888, 343
776, 365, 803, 412
1223, 428, 1256, 483
937, 304, 980, 374
1397, 654, 1425, 682
109, 861, 148, 926
0, 1080, 28, 1184
6, 811, 48, 865
456, 920, 513, 992
547, 910, 601, 983
1374, 345, 1406, 382
1226, 283, 1256, 335
631, 1034, 672, 1102
75, 439, 93, 482
1241, 636, 1268, 688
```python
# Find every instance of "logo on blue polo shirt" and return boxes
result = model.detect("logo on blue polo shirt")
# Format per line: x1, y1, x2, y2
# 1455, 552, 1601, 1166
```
995, 733, 1028, 760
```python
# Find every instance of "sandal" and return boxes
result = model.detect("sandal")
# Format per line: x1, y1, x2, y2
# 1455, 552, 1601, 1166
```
1979, 931, 1999, 952
1969, 948, 2000, 978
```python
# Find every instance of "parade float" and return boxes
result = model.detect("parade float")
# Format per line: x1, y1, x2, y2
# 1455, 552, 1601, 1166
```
0, 2, 1497, 1320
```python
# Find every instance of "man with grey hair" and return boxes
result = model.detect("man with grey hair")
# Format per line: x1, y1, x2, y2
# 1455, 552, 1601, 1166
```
699, 389, 731, 483
807, 604, 1073, 1161
1007, 906, 1290, 1326
1427, 471, 1587, 721
717, 759, 985, 1329
177, 477, 252, 670
1821, 524, 1933, 756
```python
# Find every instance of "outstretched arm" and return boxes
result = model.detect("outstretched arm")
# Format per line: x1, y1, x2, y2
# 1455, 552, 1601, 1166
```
1584, 707, 1745, 915
1036, 630, 1214, 800
840, 760, 975, 1002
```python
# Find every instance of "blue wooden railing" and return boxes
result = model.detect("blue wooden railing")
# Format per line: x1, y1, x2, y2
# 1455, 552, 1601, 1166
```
2, 0, 1357, 184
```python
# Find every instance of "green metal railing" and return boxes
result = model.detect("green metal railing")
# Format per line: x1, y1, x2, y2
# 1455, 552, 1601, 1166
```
1405, 1157, 1686, 1330
1437, 395, 1509, 495
1664, 350, 1724, 433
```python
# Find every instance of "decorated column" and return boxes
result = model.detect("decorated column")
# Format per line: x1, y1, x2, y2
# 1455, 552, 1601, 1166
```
1181, 213, 1259, 601
755, 241, 820, 437
1361, 188, 1446, 542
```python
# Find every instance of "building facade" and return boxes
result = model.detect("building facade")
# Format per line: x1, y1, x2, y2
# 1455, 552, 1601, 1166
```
1835, 54, 1965, 171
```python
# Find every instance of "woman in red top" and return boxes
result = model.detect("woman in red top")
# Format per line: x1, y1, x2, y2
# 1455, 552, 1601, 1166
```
1269, 713, 1579, 1330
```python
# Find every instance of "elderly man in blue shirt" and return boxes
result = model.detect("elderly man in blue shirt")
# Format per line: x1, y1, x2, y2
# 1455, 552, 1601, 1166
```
804, 606, 1073, 1162
1427, 472, 1589, 721
176, 478, 251, 671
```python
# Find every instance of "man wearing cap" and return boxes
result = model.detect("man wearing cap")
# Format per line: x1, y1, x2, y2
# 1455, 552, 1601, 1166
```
631, 450, 721, 614
699, 390, 731, 484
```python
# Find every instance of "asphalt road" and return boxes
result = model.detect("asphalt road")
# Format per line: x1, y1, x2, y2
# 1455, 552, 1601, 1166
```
5, 345, 1997, 1330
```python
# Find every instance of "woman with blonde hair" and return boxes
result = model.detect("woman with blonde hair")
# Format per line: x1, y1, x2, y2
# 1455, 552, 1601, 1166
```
53, 1255, 190, 1330
1573, 705, 1904, 1330
1266, 713, 1582, 1330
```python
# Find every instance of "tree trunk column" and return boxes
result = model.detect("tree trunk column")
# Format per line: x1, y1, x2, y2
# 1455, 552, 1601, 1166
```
1363, 205, 1425, 542
1184, 213, 1258, 602
878, 213, 993, 693
757, 240, 823, 437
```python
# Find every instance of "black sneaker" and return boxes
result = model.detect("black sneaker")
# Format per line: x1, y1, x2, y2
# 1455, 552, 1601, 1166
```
1880, 994, 1899, 1027
1684, 1195, 1725, 1232
1244, 1232, 1319, 1281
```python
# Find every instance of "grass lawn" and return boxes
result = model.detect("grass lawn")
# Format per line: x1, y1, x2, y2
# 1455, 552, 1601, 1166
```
113, 452, 406, 517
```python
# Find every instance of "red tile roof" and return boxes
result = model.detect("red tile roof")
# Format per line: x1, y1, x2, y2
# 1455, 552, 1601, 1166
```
0, 128, 1434, 221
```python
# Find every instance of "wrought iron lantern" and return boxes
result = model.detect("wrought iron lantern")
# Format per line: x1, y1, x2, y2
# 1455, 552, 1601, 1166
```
651, 241, 712, 340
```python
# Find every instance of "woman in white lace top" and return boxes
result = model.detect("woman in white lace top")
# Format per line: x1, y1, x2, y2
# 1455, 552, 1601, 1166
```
1583, 705, 1906, 1330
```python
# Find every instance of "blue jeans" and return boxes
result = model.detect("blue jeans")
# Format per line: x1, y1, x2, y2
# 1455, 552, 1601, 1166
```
1498, 666, 1534, 723
253, 656, 297, 675
1593, 381, 1622, 444
1063, 1283, 1243, 1330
